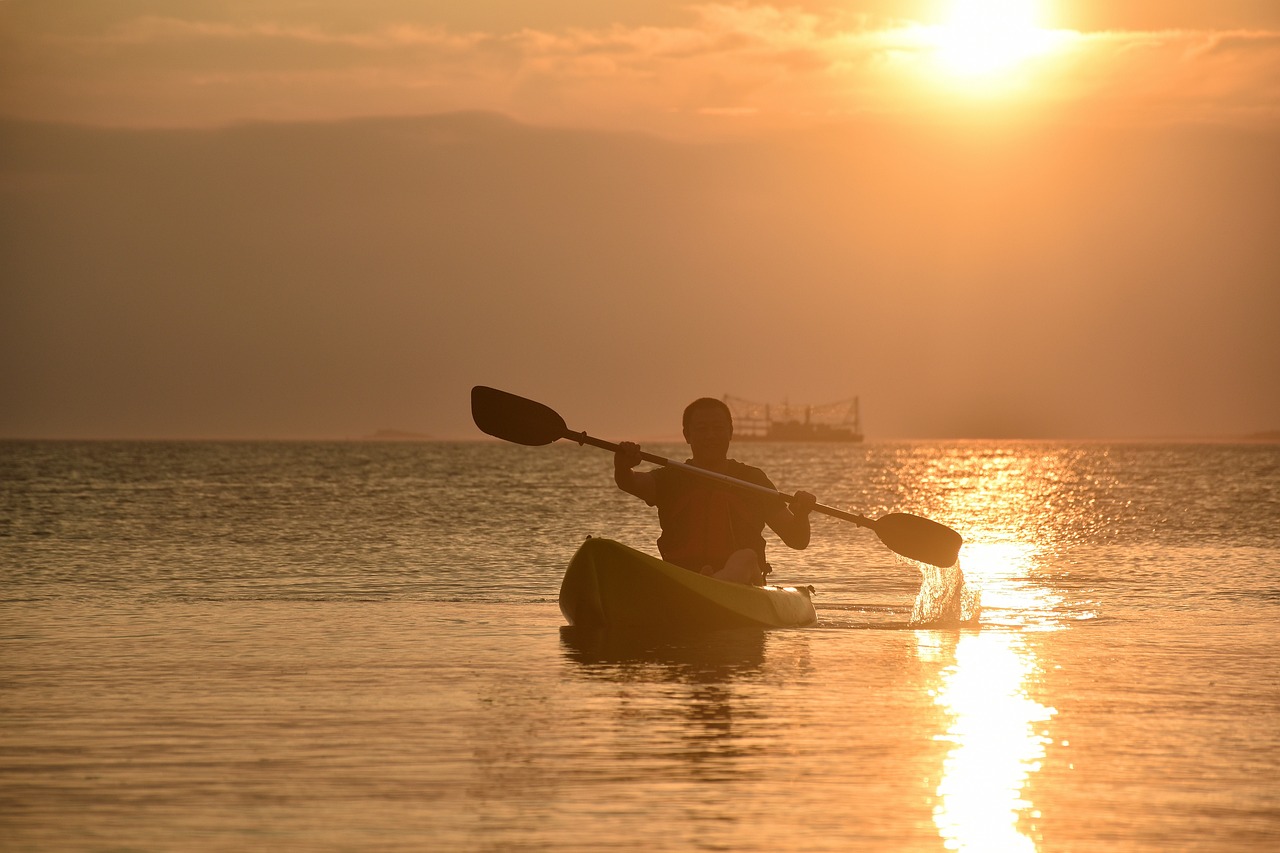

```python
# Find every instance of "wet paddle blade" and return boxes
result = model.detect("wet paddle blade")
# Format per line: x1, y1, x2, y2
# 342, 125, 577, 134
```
873, 512, 963, 568
471, 386, 568, 446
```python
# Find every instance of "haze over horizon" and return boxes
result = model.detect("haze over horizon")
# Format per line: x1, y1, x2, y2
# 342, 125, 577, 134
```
2, 1, 1278, 441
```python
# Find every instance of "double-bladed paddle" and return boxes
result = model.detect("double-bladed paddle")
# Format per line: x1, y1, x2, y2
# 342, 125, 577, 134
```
471, 385, 963, 568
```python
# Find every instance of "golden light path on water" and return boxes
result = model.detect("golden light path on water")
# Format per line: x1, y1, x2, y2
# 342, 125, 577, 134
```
909, 445, 1091, 851
920, 630, 1057, 852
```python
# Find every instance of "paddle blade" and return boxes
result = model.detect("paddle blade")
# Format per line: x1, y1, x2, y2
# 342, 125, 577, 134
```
873, 512, 963, 568
471, 386, 568, 446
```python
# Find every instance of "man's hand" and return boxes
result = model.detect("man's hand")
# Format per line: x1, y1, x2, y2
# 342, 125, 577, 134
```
614, 442, 656, 504
615, 441, 643, 471
790, 490, 817, 517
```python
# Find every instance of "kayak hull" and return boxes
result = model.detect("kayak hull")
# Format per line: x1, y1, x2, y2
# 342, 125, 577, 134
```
559, 537, 816, 630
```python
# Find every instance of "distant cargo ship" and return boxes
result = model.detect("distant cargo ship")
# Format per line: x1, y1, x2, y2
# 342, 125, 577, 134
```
724, 395, 864, 442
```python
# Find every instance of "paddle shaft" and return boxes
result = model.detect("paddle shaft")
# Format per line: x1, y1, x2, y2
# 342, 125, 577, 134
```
564, 428, 875, 530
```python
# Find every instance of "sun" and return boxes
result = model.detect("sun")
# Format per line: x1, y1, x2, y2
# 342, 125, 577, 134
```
932, 0, 1061, 81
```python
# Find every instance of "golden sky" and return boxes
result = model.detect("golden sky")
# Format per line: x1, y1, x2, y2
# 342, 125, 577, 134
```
3, 1, 1279, 133
1, 1, 1278, 439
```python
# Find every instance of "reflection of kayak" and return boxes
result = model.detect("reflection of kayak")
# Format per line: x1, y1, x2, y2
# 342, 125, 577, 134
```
559, 537, 817, 630
559, 625, 767, 674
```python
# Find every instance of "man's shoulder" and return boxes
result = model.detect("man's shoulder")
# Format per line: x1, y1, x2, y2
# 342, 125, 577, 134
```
724, 459, 772, 485
652, 464, 685, 482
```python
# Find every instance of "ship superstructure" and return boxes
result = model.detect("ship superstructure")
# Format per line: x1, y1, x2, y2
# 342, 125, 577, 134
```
723, 395, 864, 442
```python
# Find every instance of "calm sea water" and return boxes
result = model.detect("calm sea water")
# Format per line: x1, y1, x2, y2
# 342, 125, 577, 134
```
2, 439, 1278, 851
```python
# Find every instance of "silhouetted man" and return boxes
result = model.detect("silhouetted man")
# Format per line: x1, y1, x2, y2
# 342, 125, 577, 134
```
614, 397, 816, 584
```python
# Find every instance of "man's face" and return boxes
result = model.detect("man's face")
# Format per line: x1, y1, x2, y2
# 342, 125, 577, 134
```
684, 407, 732, 461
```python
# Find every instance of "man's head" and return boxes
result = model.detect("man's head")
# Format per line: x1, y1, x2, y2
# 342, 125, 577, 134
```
682, 397, 733, 462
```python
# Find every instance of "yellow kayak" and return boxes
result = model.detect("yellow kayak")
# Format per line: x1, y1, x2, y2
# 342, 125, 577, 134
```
559, 537, 817, 630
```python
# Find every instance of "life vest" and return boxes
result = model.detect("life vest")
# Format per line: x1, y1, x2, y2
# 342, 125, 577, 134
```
651, 461, 778, 573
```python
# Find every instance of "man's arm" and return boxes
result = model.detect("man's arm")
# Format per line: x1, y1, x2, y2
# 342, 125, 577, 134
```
614, 441, 657, 505
766, 490, 816, 550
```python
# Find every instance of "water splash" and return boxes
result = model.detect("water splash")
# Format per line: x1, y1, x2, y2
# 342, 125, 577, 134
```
910, 559, 982, 627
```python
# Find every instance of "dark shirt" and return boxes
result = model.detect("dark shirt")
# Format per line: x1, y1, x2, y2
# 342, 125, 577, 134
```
647, 460, 785, 572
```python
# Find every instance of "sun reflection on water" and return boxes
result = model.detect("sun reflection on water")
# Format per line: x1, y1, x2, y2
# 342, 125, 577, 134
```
905, 446, 1085, 849
958, 540, 1067, 629
917, 445, 1104, 629
919, 631, 1056, 852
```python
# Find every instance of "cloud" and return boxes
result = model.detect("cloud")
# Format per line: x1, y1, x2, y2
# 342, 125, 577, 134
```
2, 6, 1278, 132
1034, 28, 1280, 124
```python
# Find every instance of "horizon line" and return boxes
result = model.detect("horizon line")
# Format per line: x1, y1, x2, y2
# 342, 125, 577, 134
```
3, 432, 1277, 444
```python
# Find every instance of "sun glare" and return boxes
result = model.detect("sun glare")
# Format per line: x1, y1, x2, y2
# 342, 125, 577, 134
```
932, 0, 1062, 82
925, 631, 1057, 852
